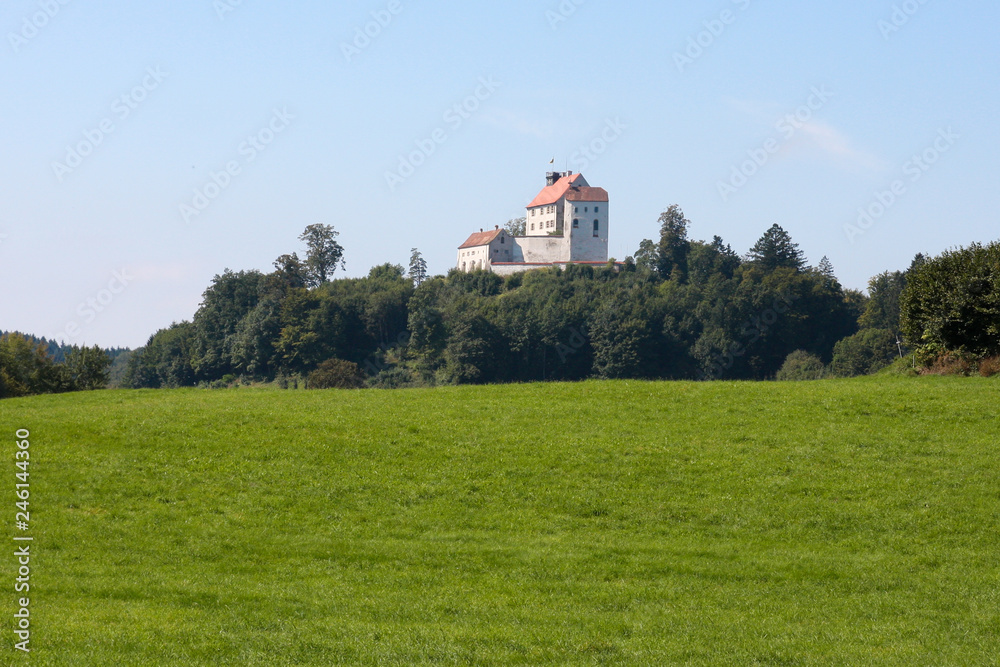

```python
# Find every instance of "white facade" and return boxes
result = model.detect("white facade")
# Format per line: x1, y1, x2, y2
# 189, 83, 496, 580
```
457, 171, 610, 274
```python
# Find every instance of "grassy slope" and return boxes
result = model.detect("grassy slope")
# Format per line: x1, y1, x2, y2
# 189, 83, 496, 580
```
1, 377, 998, 665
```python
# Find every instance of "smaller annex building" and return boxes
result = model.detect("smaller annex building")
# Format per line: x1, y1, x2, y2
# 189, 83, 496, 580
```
457, 172, 612, 275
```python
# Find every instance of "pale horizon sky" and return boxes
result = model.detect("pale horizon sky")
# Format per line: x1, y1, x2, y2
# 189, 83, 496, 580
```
2, 0, 998, 348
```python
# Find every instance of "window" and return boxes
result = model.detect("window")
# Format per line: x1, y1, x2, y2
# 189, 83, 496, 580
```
531, 209, 535, 217
585, 207, 589, 213
501, 236, 505, 244
593, 220, 600, 237
595, 206, 599, 212
573, 219, 579, 229
530, 223, 535, 231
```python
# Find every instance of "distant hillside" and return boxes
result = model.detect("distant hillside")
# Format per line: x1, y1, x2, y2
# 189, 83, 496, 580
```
0, 330, 129, 363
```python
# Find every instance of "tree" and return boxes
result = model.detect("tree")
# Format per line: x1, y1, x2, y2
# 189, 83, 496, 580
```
229, 296, 284, 377
125, 323, 197, 388
442, 311, 501, 384
900, 241, 1000, 362
65, 345, 112, 390
688, 236, 741, 285
656, 205, 691, 281
746, 224, 806, 272
634, 239, 658, 273
190, 269, 264, 380
817, 256, 839, 288
0, 334, 33, 398
0, 333, 66, 397
271, 253, 308, 291
504, 217, 526, 236
591, 313, 650, 379
409, 248, 428, 287
830, 329, 898, 377
299, 224, 345, 287
859, 271, 906, 334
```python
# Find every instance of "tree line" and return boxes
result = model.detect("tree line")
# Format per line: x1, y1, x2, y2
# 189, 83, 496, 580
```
0, 333, 116, 399
4, 212, 996, 398
121, 209, 998, 390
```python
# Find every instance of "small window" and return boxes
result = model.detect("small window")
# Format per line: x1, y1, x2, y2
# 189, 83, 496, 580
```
593, 220, 599, 237
573, 219, 579, 228
595, 206, 599, 212
501, 236, 505, 244
585, 207, 589, 213
531, 223, 535, 231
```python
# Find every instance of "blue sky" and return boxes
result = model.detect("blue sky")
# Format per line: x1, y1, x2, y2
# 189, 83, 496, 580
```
1, 0, 997, 348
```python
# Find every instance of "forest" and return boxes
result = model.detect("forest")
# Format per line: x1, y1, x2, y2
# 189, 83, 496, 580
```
2, 209, 998, 398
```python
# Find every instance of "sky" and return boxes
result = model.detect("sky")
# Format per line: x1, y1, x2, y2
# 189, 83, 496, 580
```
1, 0, 997, 349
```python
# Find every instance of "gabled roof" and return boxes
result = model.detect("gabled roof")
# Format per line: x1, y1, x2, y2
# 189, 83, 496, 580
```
565, 187, 609, 203
527, 173, 586, 208
459, 229, 503, 249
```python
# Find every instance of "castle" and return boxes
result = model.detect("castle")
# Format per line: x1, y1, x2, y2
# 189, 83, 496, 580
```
457, 172, 610, 275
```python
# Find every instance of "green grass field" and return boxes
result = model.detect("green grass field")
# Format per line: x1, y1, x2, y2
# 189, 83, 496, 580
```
1, 377, 999, 665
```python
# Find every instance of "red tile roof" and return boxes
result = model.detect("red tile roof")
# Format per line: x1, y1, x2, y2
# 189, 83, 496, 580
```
527, 173, 585, 208
527, 174, 608, 207
565, 187, 608, 203
459, 229, 503, 249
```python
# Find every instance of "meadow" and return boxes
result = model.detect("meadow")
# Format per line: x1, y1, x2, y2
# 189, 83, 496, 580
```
1, 377, 998, 665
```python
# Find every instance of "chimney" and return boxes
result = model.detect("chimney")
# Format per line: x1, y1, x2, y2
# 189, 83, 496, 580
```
495, 225, 499, 230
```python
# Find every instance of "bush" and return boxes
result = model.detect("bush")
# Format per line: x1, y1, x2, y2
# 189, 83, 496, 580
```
978, 357, 1000, 378
775, 350, 826, 381
877, 356, 919, 377
366, 367, 415, 389
925, 352, 976, 376
308, 359, 364, 389
830, 328, 898, 377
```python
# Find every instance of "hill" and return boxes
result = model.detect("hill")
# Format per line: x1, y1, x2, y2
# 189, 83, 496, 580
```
1, 378, 998, 664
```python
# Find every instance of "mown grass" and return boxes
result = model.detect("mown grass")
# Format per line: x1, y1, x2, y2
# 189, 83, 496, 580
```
1, 377, 998, 665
